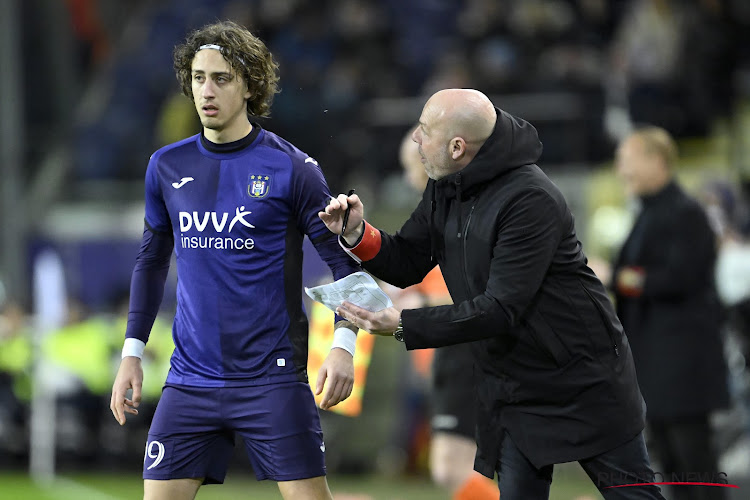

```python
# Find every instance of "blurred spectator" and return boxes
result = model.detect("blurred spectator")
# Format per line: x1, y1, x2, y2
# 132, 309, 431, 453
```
0, 300, 32, 464
609, 0, 689, 136
65, 0, 110, 68
680, 0, 742, 135
701, 180, 750, 478
41, 299, 113, 463
609, 0, 741, 139
612, 126, 729, 500
395, 130, 498, 500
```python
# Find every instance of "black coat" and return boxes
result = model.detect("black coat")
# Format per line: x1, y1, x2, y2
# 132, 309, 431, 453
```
363, 109, 645, 474
613, 182, 729, 420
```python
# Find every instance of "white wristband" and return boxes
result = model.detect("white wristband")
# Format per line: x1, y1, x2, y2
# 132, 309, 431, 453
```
122, 338, 146, 359
331, 327, 357, 357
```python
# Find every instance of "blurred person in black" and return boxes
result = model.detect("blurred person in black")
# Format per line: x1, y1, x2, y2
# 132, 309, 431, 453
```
613, 126, 730, 500
320, 89, 664, 500
398, 132, 498, 500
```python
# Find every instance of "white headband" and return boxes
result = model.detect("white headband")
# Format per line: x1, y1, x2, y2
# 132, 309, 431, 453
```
198, 44, 223, 52
196, 44, 248, 68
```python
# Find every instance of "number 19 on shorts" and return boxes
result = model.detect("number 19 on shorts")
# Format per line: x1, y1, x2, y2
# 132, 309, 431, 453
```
144, 440, 166, 470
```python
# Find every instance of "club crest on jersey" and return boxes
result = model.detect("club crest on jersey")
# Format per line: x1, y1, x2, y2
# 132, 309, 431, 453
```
248, 174, 271, 198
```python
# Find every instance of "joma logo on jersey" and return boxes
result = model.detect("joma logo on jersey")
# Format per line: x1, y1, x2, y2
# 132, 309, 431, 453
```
248, 174, 271, 198
178, 207, 256, 251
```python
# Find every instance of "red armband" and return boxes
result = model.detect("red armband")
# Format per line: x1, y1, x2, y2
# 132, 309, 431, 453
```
342, 220, 382, 262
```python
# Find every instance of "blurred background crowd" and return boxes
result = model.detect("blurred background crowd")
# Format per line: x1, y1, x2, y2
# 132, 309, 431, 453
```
3, 0, 750, 496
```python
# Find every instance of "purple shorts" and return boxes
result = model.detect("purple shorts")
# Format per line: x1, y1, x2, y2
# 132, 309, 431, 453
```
143, 382, 326, 483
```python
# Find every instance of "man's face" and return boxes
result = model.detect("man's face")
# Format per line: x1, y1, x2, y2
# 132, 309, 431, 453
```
615, 136, 660, 197
411, 104, 453, 181
191, 49, 250, 135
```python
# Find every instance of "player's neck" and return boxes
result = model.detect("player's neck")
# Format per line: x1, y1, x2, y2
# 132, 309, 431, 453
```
204, 120, 253, 144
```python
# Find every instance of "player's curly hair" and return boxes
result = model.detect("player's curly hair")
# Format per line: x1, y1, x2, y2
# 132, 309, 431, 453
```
173, 20, 280, 118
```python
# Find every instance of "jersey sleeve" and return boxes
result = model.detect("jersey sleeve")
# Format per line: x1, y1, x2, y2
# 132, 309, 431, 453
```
124, 227, 173, 343
290, 156, 335, 241
144, 154, 171, 233
124, 155, 174, 344
291, 155, 359, 328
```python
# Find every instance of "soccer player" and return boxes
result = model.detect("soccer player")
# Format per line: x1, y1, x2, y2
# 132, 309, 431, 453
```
109, 21, 359, 500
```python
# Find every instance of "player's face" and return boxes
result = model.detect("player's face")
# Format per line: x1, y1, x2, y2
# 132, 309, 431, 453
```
411, 106, 452, 181
191, 49, 251, 140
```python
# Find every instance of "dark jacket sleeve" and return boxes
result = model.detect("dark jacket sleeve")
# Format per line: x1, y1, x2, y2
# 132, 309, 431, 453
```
402, 188, 565, 349
642, 202, 716, 299
363, 195, 437, 288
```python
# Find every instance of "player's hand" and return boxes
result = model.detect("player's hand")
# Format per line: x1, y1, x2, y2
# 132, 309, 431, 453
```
318, 193, 364, 243
110, 356, 144, 426
316, 348, 354, 410
336, 302, 401, 336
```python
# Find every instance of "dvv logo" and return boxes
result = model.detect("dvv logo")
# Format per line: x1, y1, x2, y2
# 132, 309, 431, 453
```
179, 206, 255, 232
178, 206, 256, 250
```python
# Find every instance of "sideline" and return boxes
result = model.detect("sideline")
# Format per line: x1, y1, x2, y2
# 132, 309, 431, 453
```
44, 476, 124, 500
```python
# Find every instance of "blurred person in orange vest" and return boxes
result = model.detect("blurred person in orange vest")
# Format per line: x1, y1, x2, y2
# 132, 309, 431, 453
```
398, 130, 498, 500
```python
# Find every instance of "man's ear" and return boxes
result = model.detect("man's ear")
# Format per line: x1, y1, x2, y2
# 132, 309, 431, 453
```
450, 138, 466, 160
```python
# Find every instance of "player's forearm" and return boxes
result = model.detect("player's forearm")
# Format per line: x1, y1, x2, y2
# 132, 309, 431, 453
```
311, 230, 361, 327
311, 230, 360, 281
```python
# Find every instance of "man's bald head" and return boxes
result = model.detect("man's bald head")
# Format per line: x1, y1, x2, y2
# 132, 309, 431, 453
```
412, 89, 497, 180
425, 89, 497, 142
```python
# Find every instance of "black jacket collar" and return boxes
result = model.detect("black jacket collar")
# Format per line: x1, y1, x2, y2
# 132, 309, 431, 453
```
640, 180, 680, 207
433, 107, 543, 200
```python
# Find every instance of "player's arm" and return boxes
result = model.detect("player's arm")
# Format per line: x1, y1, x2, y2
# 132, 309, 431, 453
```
111, 225, 173, 425
292, 155, 359, 409
111, 154, 173, 425
309, 231, 360, 409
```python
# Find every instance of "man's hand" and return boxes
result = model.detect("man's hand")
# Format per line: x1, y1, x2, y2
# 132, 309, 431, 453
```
110, 356, 143, 425
336, 302, 401, 336
316, 348, 354, 410
616, 266, 645, 297
318, 193, 365, 244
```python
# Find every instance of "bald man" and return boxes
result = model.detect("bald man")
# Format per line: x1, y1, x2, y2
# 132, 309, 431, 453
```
321, 89, 664, 499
